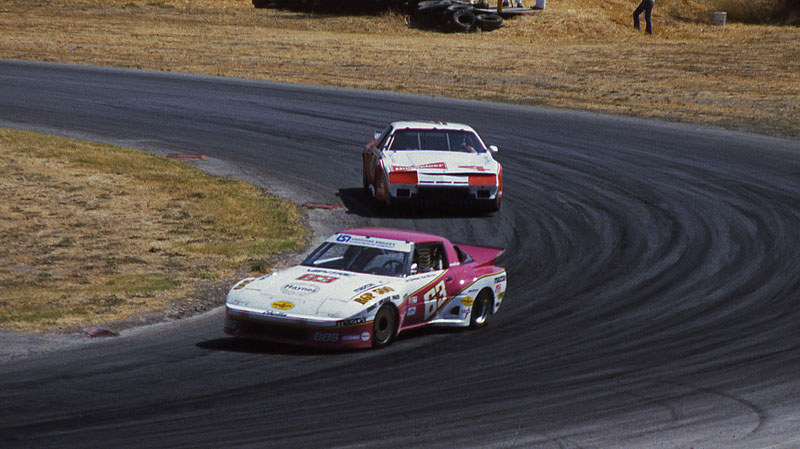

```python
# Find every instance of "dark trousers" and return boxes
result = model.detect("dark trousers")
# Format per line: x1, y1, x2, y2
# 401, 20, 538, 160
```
633, 0, 654, 34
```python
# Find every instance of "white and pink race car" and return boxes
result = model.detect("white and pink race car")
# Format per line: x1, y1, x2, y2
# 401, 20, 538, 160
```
362, 121, 503, 212
224, 228, 507, 349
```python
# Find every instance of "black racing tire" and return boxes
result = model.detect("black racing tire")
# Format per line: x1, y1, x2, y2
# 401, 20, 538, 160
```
469, 291, 493, 329
476, 13, 503, 31
450, 9, 477, 32
476, 197, 501, 215
372, 305, 397, 348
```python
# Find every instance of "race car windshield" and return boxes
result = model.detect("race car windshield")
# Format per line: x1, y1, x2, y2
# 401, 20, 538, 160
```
388, 130, 486, 153
301, 242, 410, 277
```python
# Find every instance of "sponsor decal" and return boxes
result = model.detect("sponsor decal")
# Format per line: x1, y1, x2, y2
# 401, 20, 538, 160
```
495, 274, 507, 283
409, 272, 438, 281
354, 283, 380, 293
354, 292, 374, 305
297, 273, 338, 284
407, 306, 417, 316
392, 162, 447, 171
458, 165, 488, 172
352, 286, 395, 305
271, 301, 295, 310
326, 233, 412, 252
408, 296, 418, 305
361, 332, 371, 342
336, 317, 367, 327
497, 292, 505, 301
313, 332, 339, 343
308, 268, 352, 277
262, 310, 287, 318
281, 283, 319, 296
342, 335, 360, 342
461, 297, 474, 306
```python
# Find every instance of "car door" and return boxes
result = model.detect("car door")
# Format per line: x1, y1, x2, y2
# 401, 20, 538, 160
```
410, 242, 465, 323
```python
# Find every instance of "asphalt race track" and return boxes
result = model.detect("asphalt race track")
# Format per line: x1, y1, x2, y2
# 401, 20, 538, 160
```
2, 59, 800, 448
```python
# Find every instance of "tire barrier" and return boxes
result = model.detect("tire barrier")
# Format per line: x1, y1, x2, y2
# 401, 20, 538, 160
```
411, 0, 503, 32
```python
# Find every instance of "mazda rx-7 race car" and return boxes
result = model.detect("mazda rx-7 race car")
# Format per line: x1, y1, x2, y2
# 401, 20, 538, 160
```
224, 228, 507, 349
362, 121, 503, 212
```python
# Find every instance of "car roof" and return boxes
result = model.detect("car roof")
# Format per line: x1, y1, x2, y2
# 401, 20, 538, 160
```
341, 227, 449, 245
390, 121, 477, 133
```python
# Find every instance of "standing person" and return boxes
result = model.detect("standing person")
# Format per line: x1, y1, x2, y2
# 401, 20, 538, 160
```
633, 0, 655, 34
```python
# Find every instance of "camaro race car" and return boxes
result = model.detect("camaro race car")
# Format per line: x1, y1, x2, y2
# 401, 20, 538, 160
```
225, 228, 507, 349
362, 121, 503, 211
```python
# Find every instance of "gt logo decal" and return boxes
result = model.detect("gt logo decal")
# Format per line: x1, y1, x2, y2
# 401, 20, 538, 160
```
297, 273, 338, 284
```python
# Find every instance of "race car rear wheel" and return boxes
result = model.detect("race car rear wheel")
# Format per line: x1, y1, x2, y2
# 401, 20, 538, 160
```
469, 291, 493, 329
372, 305, 397, 348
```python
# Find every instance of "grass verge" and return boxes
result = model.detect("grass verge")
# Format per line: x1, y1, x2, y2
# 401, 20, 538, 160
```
0, 128, 307, 331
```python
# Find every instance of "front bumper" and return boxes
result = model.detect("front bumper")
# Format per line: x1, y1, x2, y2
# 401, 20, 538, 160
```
224, 311, 374, 349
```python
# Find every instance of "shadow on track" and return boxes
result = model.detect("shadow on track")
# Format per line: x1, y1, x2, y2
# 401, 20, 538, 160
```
196, 337, 357, 356
338, 187, 500, 219
197, 327, 466, 357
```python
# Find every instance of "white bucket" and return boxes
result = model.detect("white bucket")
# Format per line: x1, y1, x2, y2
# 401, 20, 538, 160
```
713, 11, 727, 26
534, 0, 545, 9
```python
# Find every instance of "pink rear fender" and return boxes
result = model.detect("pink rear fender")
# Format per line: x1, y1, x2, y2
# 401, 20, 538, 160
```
456, 244, 504, 267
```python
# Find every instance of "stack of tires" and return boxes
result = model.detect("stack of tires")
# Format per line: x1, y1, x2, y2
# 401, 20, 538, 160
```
411, 0, 503, 32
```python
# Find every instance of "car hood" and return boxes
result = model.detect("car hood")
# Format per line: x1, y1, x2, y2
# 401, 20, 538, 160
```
226, 266, 400, 320
383, 150, 497, 174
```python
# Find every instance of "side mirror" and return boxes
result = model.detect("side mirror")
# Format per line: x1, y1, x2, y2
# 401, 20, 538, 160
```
374, 132, 382, 140
489, 145, 499, 153
409, 263, 418, 275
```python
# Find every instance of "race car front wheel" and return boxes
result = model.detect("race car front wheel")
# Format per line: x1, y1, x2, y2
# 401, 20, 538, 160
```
372, 305, 397, 348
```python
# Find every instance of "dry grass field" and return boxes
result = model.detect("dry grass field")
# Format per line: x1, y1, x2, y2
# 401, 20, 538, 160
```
0, 129, 307, 331
1, 0, 799, 137
0, 0, 798, 332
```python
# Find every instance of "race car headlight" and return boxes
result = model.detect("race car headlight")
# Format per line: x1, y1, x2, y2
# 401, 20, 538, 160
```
388, 171, 418, 185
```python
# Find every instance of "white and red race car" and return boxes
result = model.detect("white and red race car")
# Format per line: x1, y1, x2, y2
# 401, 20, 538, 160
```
362, 121, 503, 212
224, 228, 507, 349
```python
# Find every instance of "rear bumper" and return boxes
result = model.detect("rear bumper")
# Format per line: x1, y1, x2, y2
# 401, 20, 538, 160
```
388, 184, 500, 204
